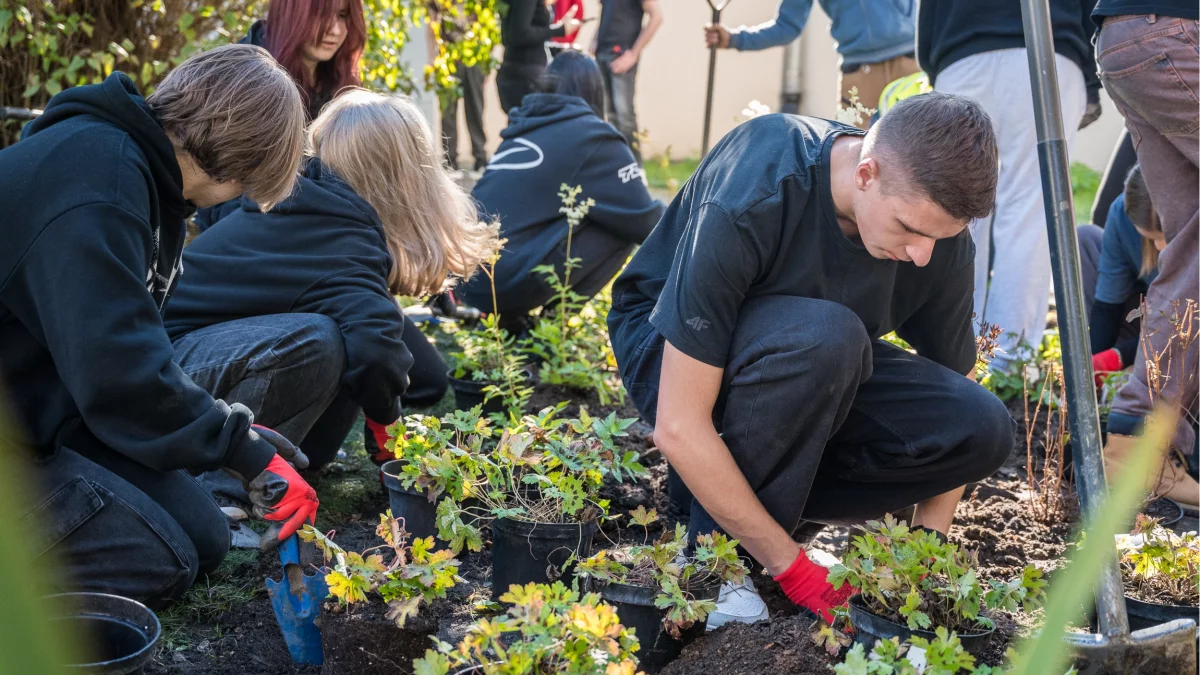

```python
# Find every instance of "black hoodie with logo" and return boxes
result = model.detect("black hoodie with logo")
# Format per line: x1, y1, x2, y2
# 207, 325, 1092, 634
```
164, 158, 413, 426
459, 93, 663, 307
0, 73, 275, 479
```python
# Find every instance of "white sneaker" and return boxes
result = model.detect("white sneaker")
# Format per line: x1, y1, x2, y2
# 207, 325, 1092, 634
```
705, 576, 770, 631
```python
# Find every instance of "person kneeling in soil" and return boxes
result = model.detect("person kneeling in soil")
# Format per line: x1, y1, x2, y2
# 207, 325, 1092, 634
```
457, 50, 663, 334
607, 93, 1015, 627
164, 90, 499, 492
0, 46, 314, 608
1077, 164, 1163, 387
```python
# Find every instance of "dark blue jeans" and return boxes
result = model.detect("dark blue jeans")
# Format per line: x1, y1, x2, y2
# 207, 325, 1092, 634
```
30, 432, 229, 609
621, 297, 1015, 539
173, 314, 349, 504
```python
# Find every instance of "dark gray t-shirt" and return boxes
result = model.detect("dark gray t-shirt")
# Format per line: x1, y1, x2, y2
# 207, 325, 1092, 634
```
608, 114, 978, 376
597, 0, 645, 55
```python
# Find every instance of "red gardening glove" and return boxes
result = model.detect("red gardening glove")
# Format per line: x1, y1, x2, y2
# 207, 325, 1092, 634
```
1092, 348, 1122, 387
247, 454, 319, 549
774, 548, 856, 623
364, 418, 396, 464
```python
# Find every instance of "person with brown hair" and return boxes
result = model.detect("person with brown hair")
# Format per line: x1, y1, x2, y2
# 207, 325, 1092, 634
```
0, 44, 311, 607
608, 92, 1012, 628
164, 91, 500, 485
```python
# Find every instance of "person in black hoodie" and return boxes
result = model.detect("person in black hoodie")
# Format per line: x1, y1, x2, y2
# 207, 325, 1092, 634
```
459, 50, 663, 329
165, 90, 500, 477
918, 0, 1096, 376
0, 45, 311, 607
497, 0, 582, 115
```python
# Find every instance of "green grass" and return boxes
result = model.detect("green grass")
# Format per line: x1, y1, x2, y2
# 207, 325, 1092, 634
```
1070, 161, 1101, 225
643, 157, 699, 192
157, 549, 262, 652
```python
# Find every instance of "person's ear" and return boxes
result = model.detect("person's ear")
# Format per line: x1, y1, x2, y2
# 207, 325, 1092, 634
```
854, 157, 879, 191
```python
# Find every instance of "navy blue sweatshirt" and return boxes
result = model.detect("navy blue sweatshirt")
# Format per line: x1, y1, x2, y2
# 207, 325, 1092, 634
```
164, 158, 413, 425
461, 94, 663, 304
0, 74, 274, 478
918, 0, 1100, 92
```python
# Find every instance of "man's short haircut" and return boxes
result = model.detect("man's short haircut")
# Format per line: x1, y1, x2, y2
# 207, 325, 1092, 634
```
147, 44, 305, 210
864, 92, 999, 222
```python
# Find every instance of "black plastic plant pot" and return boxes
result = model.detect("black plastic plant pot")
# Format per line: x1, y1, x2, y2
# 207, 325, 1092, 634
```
600, 577, 722, 673
1125, 595, 1199, 632
46, 592, 160, 674
491, 517, 598, 599
847, 594, 994, 656
447, 370, 507, 415
380, 460, 438, 543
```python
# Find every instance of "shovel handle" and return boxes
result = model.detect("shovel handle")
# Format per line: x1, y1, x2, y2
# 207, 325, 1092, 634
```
278, 533, 301, 567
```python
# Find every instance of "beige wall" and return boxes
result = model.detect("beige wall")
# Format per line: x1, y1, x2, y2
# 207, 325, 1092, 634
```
442, 1, 1121, 171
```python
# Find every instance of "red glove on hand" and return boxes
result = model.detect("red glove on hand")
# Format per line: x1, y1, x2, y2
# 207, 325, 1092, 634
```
774, 548, 856, 623
248, 454, 319, 549
1092, 348, 1122, 387
364, 419, 396, 464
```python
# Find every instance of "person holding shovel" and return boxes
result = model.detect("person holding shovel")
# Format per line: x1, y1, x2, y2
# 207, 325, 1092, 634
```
608, 92, 1013, 627
703, 0, 919, 129
0, 45, 317, 608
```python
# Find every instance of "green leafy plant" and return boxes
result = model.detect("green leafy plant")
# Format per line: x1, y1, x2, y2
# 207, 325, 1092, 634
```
576, 509, 749, 637
298, 512, 461, 627
413, 581, 645, 675
827, 516, 1047, 633
830, 628, 1019, 675
450, 248, 534, 419
1118, 514, 1200, 607
385, 408, 496, 502
519, 184, 624, 406
1, 0, 500, 147
436, 407, 646, 553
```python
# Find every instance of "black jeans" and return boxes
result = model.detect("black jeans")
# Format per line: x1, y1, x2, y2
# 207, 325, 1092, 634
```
621, 297, 1015, 537
459, 225, 635, 326
30, 433, 230, 609
497, 63, 545, 117
441, 62, 487, 170
597, 54, 640, 164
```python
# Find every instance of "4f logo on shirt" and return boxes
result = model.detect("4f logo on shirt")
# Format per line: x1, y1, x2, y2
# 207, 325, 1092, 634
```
686, 316, 710, 331
618, 161, 645, 184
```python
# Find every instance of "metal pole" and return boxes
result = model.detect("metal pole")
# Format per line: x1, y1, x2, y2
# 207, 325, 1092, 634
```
701, 5, 722, 158
1019, 0, 1129, 637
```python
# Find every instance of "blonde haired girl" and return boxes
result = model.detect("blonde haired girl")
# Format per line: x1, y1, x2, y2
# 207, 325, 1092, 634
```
166, 90, 499, 477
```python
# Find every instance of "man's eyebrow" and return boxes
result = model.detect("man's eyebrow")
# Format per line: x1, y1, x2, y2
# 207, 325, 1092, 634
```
899, 218, 936, 239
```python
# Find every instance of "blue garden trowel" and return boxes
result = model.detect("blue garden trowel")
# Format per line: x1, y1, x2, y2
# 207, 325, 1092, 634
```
266, 534, 328, 665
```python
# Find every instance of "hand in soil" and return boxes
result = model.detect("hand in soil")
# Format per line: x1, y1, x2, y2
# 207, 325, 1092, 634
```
774, 548, 856, 623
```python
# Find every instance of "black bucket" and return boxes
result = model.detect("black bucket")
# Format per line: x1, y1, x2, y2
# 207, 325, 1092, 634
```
1140, 497, 1185, 528
491, 517, 597, 599
600, 577, 721, 673
47, 592, 160, 674
447, 370, 507, 415
847, 594, 993, 655
380, 460, 438, 543
1126, 595, 1199, 632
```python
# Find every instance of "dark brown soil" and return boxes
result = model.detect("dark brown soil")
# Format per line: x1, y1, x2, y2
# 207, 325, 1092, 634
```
660, 615, 833, 675
950, 480, 1075, 579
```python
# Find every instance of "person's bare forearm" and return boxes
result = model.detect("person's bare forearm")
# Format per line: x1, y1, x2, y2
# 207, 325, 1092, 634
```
629, 2, 662, 57
656, 424, 801, 575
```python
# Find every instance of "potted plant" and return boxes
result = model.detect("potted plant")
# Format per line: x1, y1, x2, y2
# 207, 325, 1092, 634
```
298, 512, 461, 627
1117, 514, 1199, 630
379, 409, 495, 543
829, 627, 1014, 675
448, 313, 532, 416
576, 507, 749, 672
413, 581, 645, 675
436, 407, 647, 596
828, 516, 1047, 655
518, 184, 624, 406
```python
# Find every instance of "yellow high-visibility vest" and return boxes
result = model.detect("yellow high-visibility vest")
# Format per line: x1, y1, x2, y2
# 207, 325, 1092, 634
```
878, 72, 932, 118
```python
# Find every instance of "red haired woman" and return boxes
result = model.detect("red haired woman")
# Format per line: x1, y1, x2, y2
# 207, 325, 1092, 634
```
243, 0, 366, 120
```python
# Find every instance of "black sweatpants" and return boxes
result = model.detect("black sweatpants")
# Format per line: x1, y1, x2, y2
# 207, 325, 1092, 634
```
620, 296, 1015, 536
